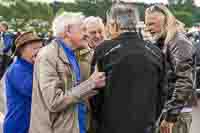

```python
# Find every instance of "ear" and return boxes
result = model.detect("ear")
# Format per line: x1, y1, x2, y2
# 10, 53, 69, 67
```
112, 23, 121, 37
114, 23, 120, 32
110, 22, 119, 33
64, 25, 71, 38
82, 26, 87, 33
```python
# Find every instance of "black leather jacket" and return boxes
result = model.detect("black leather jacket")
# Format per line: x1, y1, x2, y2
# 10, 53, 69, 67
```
162, 32, 194, 122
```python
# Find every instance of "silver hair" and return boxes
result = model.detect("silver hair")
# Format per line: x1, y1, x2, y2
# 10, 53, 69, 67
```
52, 12, 85, 36
106, 2, 140, 31
82, 16, 104, 30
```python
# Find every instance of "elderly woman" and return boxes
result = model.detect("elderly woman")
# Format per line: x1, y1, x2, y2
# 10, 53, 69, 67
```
29, 12, 105, 133
82, 16, 105, 49
2, 32, 43, 133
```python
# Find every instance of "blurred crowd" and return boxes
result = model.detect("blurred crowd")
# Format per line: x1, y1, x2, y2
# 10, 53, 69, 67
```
0, 1, 198, 133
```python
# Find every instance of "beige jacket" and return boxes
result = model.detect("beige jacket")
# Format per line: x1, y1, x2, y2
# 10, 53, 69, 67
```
29, 40, 94, 133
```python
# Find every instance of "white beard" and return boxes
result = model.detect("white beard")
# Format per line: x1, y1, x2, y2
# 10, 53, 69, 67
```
151, 32, 163, 42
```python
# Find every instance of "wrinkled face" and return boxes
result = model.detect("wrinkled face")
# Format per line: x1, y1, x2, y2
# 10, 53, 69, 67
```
86, 24, 105, 48
21, 41, 43, 64
145, 12, 166, 41
65, 23, 84, 48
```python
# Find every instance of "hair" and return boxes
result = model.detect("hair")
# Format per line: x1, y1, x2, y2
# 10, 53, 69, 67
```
15, 45, 26, 57
145, 4, 181, 45
106, 2, 140, 31
176, 19, 186, 33
15, 48, 22, 57
52, 12, 85, 36
0, 21, 8, 30
15, 40, 43, 57
82, 16, 105, 31
82, 16, 106, 39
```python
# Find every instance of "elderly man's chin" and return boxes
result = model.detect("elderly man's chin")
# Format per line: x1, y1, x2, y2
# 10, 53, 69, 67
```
79, 39, 90, 49
75, 43, 86, 49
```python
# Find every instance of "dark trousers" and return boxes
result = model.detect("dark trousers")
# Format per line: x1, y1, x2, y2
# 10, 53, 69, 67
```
0, 55, 11, 79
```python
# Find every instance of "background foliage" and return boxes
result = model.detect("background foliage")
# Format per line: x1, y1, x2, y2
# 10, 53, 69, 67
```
0, 0, 198, 31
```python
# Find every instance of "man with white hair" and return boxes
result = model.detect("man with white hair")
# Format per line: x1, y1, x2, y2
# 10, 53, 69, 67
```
29, 12, 106, 133
145, 5, 193, 133
82, 16, 105, 49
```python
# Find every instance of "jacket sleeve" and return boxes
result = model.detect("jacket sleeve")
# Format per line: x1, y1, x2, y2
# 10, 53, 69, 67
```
90, 50, 97, 74
9, 68, 33, 97
36, 55, 95, 113
165, 37, 194, 122
170, 38, 193, 104
3, 33, 14, 54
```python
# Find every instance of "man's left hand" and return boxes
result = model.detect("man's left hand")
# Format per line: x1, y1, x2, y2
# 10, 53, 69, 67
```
160, 120, 174, 133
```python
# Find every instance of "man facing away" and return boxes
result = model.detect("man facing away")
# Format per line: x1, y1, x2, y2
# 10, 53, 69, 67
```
90, 2, 166, 133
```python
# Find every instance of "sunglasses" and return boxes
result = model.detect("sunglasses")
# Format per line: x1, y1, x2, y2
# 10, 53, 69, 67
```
147, 5, 167, 16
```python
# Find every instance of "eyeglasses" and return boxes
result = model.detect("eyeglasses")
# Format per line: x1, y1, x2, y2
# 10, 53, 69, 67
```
147, 4, 167, 16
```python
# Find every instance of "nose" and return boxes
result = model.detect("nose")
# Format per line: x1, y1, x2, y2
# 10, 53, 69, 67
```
96, 32, 102, 39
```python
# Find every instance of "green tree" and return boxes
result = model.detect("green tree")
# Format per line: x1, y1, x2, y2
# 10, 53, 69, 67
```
169, 0, 194, 27
0, 0, 197, 30
73, 0, 112, 19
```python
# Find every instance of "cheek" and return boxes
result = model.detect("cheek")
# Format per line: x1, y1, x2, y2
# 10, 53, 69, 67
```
71, 34, 83, 47
155, 22, 163, 32
27, 49, 38, 57
90, 34, 96, 40
27, 50, 34, 58
100, 34, 104, 40
22, 49, 32, 58
96, 35, 104, 42
73, 33, 82, 41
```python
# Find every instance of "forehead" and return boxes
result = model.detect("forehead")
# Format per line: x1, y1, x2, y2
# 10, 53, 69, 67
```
146, 12, 165, 23
26, 41, 43, 48
87, 24, 104, 32
70, 23, 82, 29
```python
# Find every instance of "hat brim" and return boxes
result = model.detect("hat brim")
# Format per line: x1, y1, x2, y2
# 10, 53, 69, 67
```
13, 38, 43, 56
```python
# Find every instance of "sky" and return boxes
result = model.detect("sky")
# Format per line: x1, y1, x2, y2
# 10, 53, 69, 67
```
194, 0, 200, 6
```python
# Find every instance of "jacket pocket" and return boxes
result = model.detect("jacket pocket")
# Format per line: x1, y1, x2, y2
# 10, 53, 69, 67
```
50, 111, 64, 128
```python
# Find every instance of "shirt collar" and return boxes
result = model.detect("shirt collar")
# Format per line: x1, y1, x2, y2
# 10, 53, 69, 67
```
56, 37, 78, 51
16, 57, 33, 70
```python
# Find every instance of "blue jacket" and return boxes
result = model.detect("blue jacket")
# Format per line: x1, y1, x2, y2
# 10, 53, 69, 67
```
2, 32, 15, 54
3, 57, 33, 133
